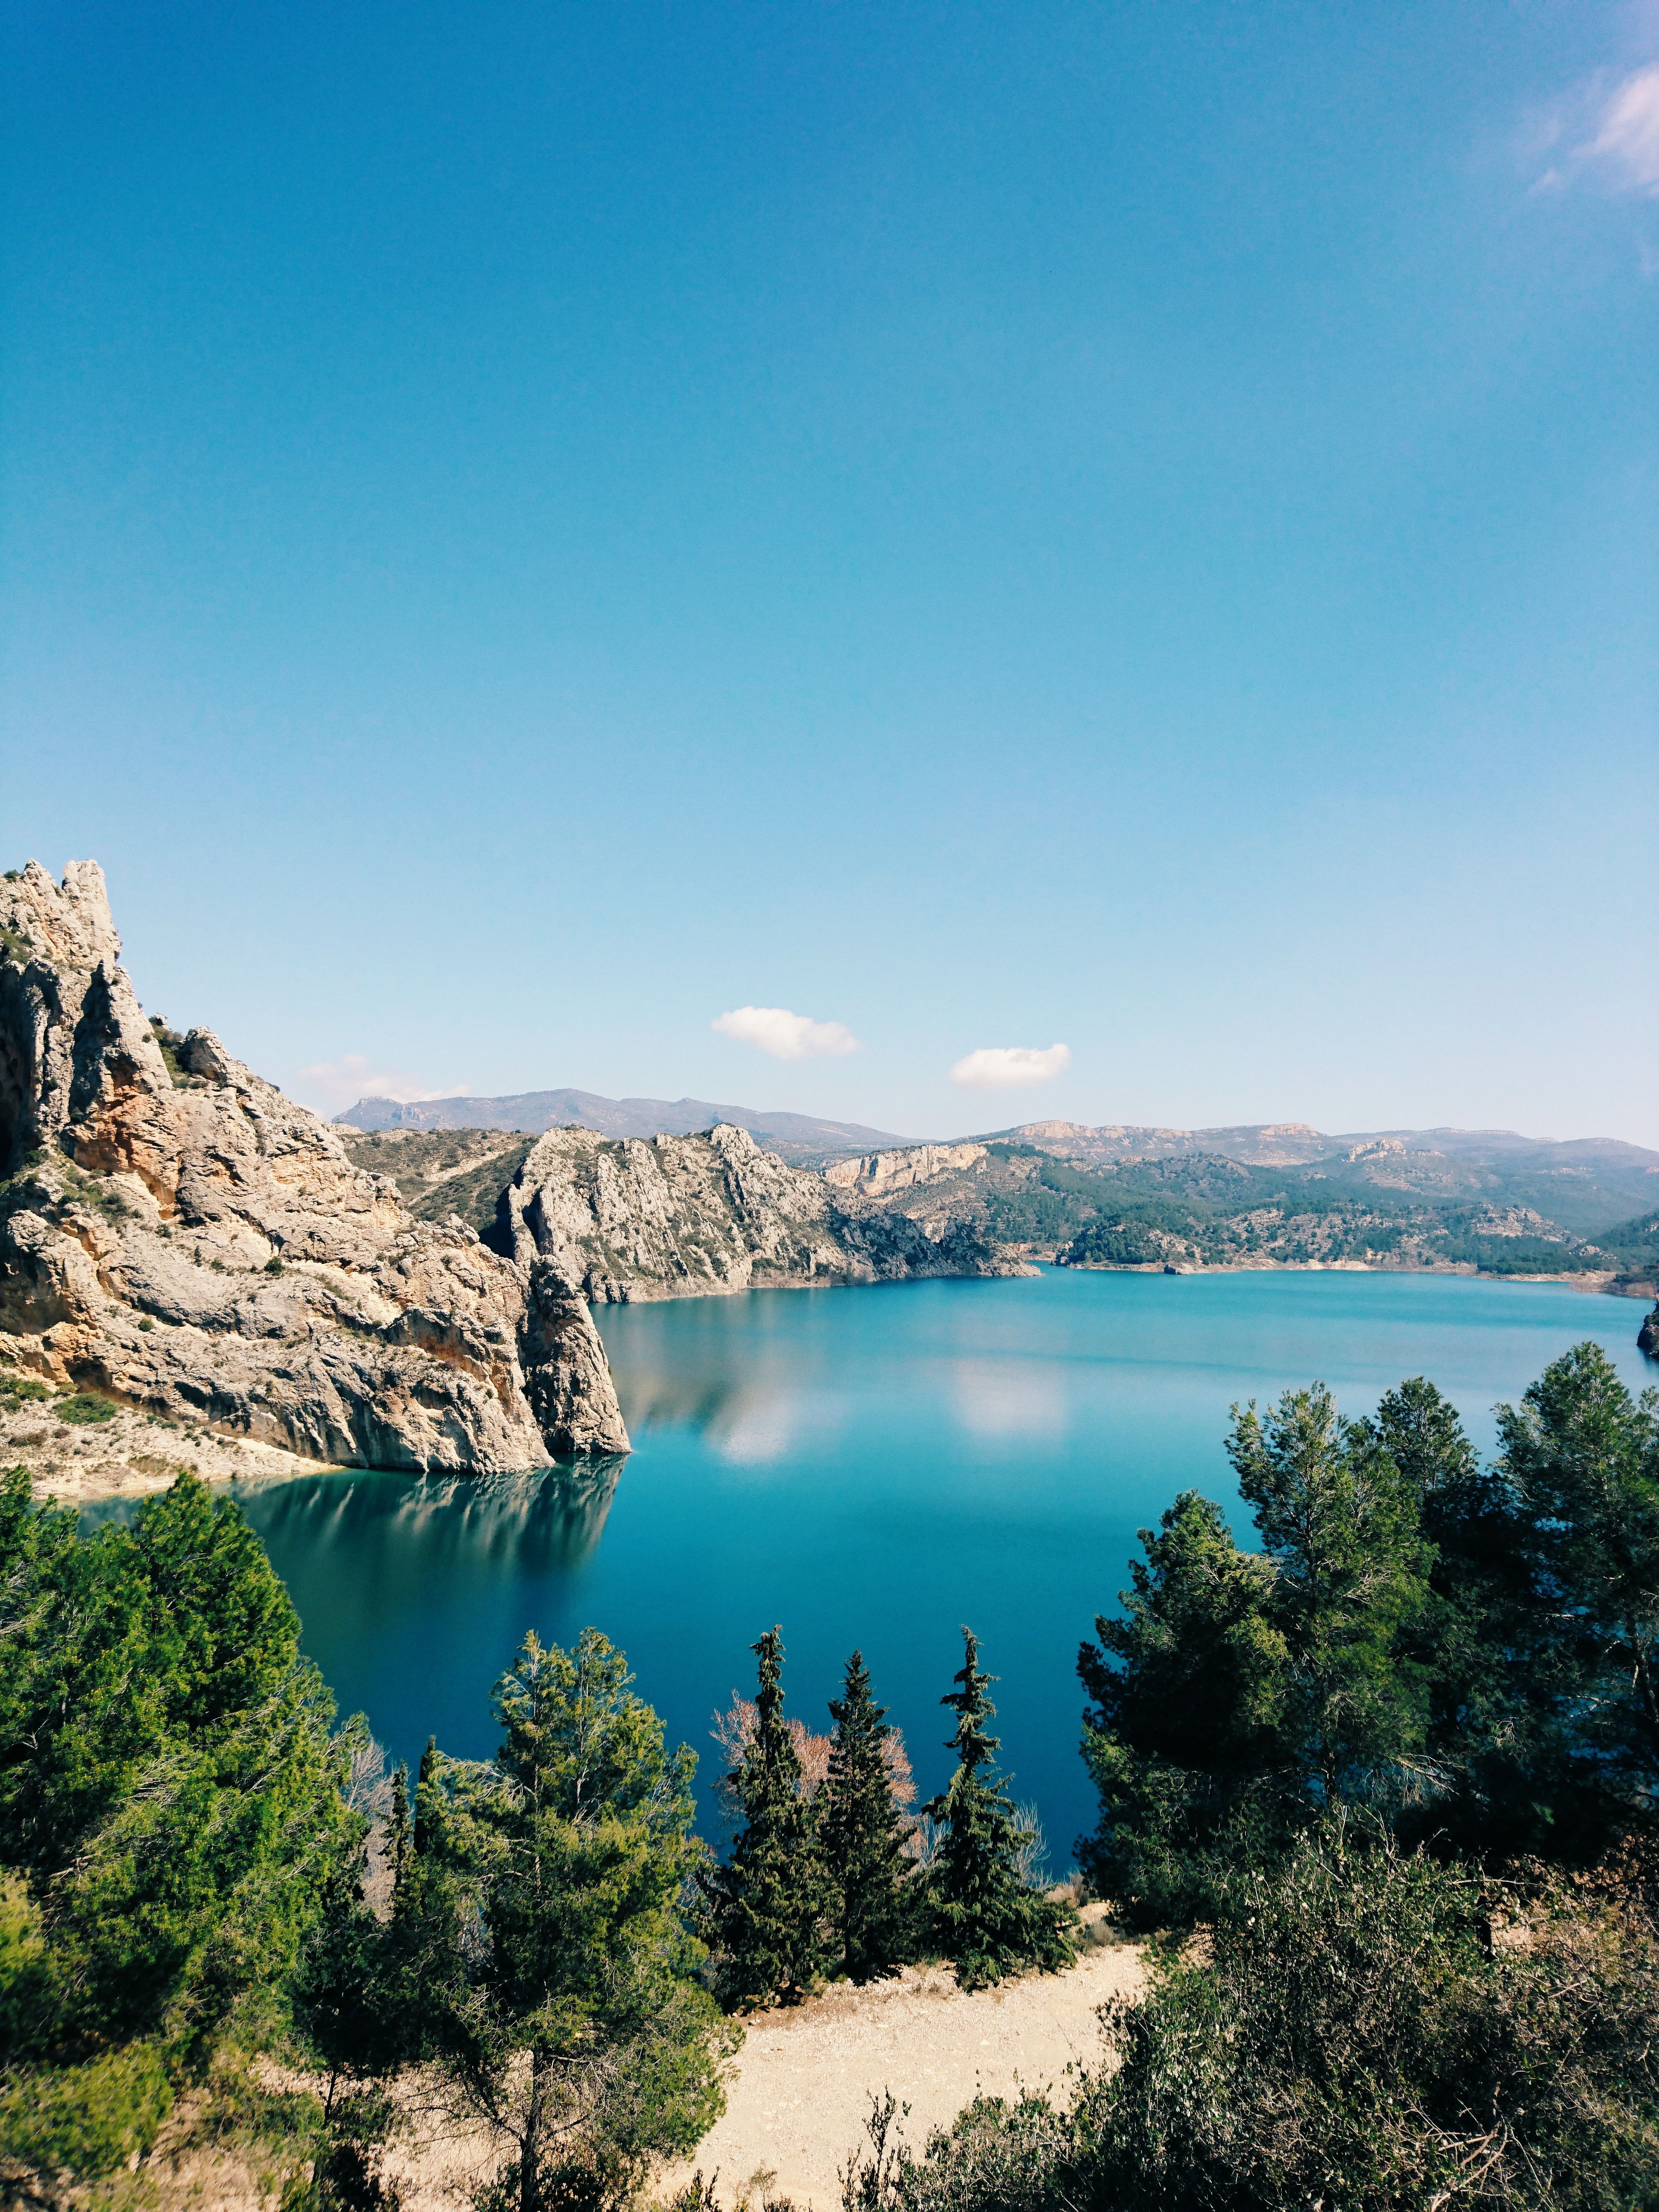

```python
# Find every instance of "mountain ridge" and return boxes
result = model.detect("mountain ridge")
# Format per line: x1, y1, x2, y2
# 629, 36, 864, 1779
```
338, 1088, 917, 1158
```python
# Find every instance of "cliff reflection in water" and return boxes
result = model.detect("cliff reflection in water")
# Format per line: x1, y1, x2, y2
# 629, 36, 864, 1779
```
245, 1456, 625, 1583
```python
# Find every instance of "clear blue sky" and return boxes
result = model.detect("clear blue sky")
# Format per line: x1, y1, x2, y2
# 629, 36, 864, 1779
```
4, 3, 1655, 1142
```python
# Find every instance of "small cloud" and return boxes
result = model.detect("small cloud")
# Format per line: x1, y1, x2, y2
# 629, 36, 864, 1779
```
1581, 64, 1659, 195
712, 1006, 860, 1060
295, 1053, 468, 1114
949, 1043, 1072, 1090
1527, 63, 1659, 198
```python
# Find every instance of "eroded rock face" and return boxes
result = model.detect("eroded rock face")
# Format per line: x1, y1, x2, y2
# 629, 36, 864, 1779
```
495, 1121, 1019, 1301
823, 1142, 989, 1200
0, 861, 628, 1469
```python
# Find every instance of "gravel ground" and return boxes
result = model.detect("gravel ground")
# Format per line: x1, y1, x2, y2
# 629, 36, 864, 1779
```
660, 1917, 1146, 2211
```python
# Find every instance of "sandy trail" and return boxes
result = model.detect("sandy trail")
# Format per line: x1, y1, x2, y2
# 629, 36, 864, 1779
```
662, 1923, 1146, 2211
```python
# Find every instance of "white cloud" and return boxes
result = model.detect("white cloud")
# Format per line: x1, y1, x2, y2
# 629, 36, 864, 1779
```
949, 1043, 1072, 1090
295, 1053, 468, 1114
1528, 64, 1659, 198
711, 1006, 860, 1060
1582, 65, 1659, 195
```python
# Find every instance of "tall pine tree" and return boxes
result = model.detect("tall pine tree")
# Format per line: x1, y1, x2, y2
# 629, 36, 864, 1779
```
705, 1626, 826, 2007
924, 1627, 1076, 1989
820, 1649, 914, 1982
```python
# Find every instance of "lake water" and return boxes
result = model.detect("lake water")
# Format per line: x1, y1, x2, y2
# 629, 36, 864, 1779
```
106, 1270, 1657, 1864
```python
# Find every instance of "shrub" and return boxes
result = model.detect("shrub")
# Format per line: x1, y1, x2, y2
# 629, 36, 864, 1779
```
0, 1372, 50, 1408
839, 1820, 1659, 2212
57, 1393, 117, 1425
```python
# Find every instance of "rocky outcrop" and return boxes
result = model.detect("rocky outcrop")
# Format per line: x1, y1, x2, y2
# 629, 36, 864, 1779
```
1641, 1304, 1659, 1358
823, 1142, 988, 1200
494, 1122, 1019, 1301
0, 860, 627, 1469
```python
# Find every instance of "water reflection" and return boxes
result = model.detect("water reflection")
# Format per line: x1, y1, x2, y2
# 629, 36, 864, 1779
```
617, 1362, 828, 1465
951, 1358, 1070, 1441
246, 1455, 625, 1578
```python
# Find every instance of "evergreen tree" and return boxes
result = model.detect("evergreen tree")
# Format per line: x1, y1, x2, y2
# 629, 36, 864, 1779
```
1227, 1383, 1430, 1799
705, 1625, 826, 2007
1368, 1377, 1556, 1847
0, 1467, 353, 2186
387, 1763, 413, 1906
412, 1733, 438, 1855
924, 1628, 1076, 1990
422, 1629, 730, 2212
1499, 1343, 1659, 1801
820, 1650, 914, 1982
1077, 1491, 1289, 1922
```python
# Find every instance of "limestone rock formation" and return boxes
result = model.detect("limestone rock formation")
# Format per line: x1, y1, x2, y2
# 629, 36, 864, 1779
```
0, 860, 627, 1469
822, 1142, 989, 1200
495, 1121, 1019, 1301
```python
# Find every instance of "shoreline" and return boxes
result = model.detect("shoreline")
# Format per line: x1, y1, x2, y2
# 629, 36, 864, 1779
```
3, 1397, 351, 1506
12, 1262, 1651, 1507
1044, 1256, 1656, 1298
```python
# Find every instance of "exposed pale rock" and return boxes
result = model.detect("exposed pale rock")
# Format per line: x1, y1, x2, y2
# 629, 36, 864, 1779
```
823, 1142, 988, 1199
496, 1122, 1018, 1301
0, 861, 627, 1469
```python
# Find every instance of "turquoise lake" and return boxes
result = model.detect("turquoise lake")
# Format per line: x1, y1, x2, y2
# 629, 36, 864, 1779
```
157, 1270, 1657, 1864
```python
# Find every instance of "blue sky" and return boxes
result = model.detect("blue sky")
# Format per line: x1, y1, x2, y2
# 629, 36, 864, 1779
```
4, 3, 1656, 1142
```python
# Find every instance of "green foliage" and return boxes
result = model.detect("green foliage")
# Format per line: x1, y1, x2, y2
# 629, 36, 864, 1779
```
820, 1651, 916, 1983
1227, 1382, 1430, 1797
924, 1630, 1076, 1990
1081, 1346, 1659, 1929
148, 1016, 192, 1087
1058, 1219, 1165, 1266
0, 2036, 176, 2178
704, 1627, 827, 2008
57, 1390, 118, 1424
0, 1467, 355, 2187
402, 1628, 733, 2212
1500, 1344, 1659, 1796
0, 1371, 50, 1408
1437, 1231, 1602, 1275
843, 1820, 1659, 2212
1078, 1491, 1288, 1922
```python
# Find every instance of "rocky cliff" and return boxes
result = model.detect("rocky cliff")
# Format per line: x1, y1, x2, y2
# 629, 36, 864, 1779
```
494, 1122, 1020, 1301
0, 860, 627, 1468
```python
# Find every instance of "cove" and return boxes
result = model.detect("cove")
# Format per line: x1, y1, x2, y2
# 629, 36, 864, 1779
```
104, 1269, 1657, 1862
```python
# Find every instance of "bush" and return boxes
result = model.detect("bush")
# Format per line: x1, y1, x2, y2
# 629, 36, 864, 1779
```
0, 1372, 50, 1408
839, 1820, 1659, 2212
57, 1392, 117, 1424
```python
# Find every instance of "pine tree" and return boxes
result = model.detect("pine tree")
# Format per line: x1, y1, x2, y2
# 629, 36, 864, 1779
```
388, 1762, 412, 1906
420, 1630, 729, 2212
820, 1649, 914, 1982
412, 1732, 438, 1855
925, 1627, 1076, 1990
1227, 1384, 1430, 1799
706, 1625, 826, 2006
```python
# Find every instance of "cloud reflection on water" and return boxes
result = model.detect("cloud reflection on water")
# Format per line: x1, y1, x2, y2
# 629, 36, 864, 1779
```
950, 1358, 1070, 1441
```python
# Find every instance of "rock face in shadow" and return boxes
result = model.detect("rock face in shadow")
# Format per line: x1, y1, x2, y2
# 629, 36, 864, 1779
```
0, 860, 628, 1469
1641, 1304, 1659, 1358
494, 1120, 1022, 1302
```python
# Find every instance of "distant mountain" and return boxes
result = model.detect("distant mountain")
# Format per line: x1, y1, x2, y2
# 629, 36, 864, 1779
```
337, 1087, 918, 1160
997, 1122, 1659, 1239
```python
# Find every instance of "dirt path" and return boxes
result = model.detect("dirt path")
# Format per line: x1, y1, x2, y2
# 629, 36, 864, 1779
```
662, 1921, 1146, 2211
